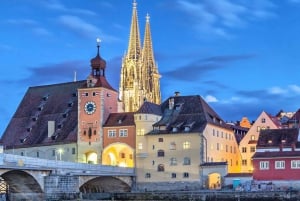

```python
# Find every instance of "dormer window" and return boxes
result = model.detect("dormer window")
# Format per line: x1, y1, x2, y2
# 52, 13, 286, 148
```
172, 127, 178, 132
184, 126, 190, 132
281, 139, 286, 143
118, 119, 122, 124
26, 127, 32, 132
268, 140, 272, 144
32, 116, 38, 121
68, 102, 73, 107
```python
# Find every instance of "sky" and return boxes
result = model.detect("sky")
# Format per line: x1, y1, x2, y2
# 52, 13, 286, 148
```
1, 0, 300, 135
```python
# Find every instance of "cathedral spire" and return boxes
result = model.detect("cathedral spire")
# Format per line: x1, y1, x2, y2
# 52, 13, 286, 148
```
127, 0, 141, 60
141, 13, 161, 104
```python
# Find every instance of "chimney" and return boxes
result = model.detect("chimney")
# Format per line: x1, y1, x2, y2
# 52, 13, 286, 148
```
174, 91, 180, 96
48, 121, 55, 138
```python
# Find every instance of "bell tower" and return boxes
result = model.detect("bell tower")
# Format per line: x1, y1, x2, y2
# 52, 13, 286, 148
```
119, 1, 161, 112
78, 39, 118, 164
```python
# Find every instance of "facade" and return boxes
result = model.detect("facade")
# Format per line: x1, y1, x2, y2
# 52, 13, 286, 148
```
238, 111, 282, 173
102, 112, 135, 168
119, 1, 161, 112
252, 128, 300, 187
134, 95, 241, 190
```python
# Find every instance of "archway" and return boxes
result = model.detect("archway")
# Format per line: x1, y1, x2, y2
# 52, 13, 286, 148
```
86, 151, 98, 164
102, 143, 134, 167
208, 172, 221, 189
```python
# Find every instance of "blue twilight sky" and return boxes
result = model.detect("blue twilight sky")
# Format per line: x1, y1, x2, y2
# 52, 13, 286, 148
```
1, 0, 300, 135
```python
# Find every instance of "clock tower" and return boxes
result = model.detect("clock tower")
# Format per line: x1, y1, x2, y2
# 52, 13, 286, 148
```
77, 39, 118, 164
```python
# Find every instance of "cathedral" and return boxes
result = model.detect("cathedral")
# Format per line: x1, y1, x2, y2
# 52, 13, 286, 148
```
0, 1, 242, 191
119, 1, 161, 112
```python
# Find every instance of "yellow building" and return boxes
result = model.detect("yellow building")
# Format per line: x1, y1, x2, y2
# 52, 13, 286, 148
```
134, 95, 241, 191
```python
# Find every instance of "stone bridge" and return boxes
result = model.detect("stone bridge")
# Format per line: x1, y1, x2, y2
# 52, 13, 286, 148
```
0, 153, 135, 200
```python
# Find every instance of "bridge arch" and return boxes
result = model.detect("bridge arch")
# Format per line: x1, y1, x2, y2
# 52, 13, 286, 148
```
79, 176, 131, 193
1, 170, 43, 193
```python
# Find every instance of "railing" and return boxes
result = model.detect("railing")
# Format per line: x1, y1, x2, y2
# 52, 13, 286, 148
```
0, 153, 134, 175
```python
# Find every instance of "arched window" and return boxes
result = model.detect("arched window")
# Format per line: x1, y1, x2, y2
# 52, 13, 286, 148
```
157, 164, 165, 172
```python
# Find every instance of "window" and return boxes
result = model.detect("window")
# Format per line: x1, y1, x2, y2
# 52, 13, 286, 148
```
216, 143, 220, 151
52, 150, 56, 156
108, 130, 116, 137
242, 147, 247, 153
213, 129, 215, 136
275, 161, 285, 169
171, 173, 176, 178
138, 143, 143, 150
169, 142, 176, 150
250, 146, 256, 153
226, 145, 228, 152
260, 161, 269, 170
120, 153, 125, 158
37, 151, 39, 158
261, 118, 266, 123
72, 147, 76, 155
158, 138, 163, 142
170, 157, 177, 166
183, 172, 189, 178
20, 152, 24, 156
119, 129, 128, 137
251, 135, 255, 140
183, 157, 191, 165
257, 126, 261, 132
145, 173, 151, 178
158, 164, 165, 172
242, 159, 247, 166
291, 160, 300, 169
157, 150, 165, 157
183, 141, 191, 149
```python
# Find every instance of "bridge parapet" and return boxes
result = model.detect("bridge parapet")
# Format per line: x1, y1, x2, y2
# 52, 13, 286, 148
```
0, 153, 134, 176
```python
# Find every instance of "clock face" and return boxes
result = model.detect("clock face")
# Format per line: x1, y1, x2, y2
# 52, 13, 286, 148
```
84, 101, 96, 115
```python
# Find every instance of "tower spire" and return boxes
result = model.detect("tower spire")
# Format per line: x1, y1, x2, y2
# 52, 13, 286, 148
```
127, 0, 141, 60
141, 13, 161, 104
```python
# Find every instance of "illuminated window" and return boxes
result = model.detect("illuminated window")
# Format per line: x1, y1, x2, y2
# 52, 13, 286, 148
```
119, 129, 128, 137
183, 141, 191, 149
108, 130, 116, 137
275, 161, 285, 169
251, 135, 255, 140
138, 143, 143, 150
260, 161, 269, 170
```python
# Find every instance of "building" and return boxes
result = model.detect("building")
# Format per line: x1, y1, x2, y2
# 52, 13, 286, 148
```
1, 1, 243, 191
238, 111, 282, 173
1, 40, 118, 164
119, 1, 161, 112
252, 128, 300, 189
134, 94, 241, 190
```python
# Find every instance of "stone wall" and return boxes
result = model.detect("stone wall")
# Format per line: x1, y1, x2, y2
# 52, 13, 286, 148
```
44, 175, 79, 200
136, 181, 201, 192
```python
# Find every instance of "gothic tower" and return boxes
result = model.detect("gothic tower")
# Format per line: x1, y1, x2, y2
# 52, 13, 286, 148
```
119, 1, 161, 112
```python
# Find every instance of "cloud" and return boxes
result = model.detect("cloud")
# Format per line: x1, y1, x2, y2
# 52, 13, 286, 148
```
163, 54, 254, 81
204, 95, 218, 103
57, 15, 120, 42
175, 0, 277, 38
268, 86, 287, 95
41, 0, 97, 16
289, 84, 300, 93
4, 18, 51, 36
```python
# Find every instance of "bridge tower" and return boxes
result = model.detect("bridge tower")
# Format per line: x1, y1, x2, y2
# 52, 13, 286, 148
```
77, 39, 118, 164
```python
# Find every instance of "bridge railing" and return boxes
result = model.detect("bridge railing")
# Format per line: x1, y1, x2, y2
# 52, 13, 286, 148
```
0, 153, 134, 175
